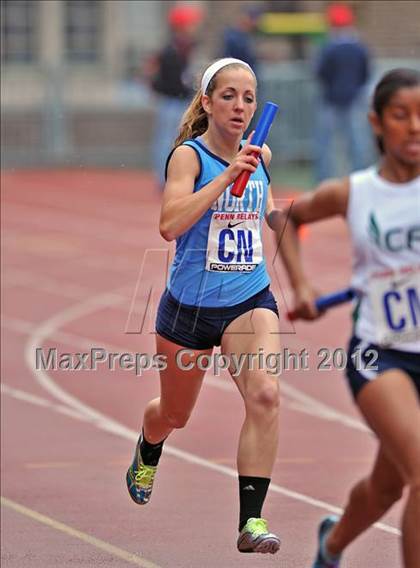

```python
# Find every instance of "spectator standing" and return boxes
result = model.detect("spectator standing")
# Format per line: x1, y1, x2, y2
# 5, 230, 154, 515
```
149, 5, 203, 189
222, 7, 260, 77
314, 3, 371, 181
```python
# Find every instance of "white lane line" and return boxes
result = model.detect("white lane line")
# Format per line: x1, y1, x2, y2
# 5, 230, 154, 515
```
4, 313, 368, 431
206, 374, 370, 432
3, 267, 137, 301
5, 203, 151, 248
2, 266, 367, 431
1, 383, 50, 407
1, 381, 399, 537
22, 290, 400, 537
1, 497, 162, 568
3, 315, 132, 355
1, 383, 89, 422
279, 381, 371, 433
1, 316, 35, 335
3, 268, 102, 301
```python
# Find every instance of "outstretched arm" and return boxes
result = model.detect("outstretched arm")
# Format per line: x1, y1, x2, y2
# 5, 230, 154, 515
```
265, 178, 349, 319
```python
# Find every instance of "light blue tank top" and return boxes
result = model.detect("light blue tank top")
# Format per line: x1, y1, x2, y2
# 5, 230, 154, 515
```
166, 137, 271, 307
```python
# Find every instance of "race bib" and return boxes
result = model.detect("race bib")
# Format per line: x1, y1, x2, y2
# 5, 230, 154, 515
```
205, 211, 262, 272
369, 265, 420, 346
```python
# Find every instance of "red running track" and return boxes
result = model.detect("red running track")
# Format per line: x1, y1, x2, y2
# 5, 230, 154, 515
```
1, 170, 402, 567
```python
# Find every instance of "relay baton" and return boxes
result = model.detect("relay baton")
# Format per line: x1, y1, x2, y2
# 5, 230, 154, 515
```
230, 101, 279, 198
287, 287, 357, 321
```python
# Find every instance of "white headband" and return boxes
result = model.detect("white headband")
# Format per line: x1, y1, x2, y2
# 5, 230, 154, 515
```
201, 58, 255, 95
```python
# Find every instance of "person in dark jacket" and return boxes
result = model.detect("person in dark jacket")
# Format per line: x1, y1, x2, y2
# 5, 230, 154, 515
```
222, 7, 260, 77
150, 5, 203, 189
314, 3, 371, 181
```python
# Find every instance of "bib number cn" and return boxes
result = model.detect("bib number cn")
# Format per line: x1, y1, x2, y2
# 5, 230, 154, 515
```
370, 265, 420, 345
206, 212, 263, 272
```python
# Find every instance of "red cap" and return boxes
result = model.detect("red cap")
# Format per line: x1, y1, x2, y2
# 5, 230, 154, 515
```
327, 3, 354, 27
168, 5, 203, 29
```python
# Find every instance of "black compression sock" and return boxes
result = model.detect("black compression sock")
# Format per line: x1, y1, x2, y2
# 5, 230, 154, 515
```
139, 430, 165, 466
238, 476, 271, 531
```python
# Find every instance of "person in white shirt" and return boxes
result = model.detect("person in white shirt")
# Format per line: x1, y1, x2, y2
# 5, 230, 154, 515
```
278, 68, 420, 568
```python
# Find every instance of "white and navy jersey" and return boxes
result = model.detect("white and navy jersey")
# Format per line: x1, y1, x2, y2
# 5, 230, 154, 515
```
165, 137, 271, 307
347, 166, 420, 351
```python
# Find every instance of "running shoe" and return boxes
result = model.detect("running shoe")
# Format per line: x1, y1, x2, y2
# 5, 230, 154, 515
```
312, 515, 341, 568
237, 518, 281, 554
126, 438, 157, 505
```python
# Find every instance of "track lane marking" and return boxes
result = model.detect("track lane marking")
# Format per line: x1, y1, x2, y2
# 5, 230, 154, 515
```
2, 380, 400, 537
20, 287, 400, 537
1, 383, 88, 422
3, 267, 367, 431
1, 497, 161, 568
4, 278, 401, 537
3, 314, 369, 431
4, 202, 151, 248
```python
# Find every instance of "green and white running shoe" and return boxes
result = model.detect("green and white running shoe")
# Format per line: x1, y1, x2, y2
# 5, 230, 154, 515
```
126, 439, 157, 505
237, 518, 281, 554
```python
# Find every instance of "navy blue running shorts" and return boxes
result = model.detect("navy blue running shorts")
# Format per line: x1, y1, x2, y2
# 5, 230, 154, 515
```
346, 335, 420, 400
156, 285, 279, 350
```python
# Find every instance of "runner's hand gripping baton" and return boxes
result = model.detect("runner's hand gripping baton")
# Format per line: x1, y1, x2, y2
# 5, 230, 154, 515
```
287, 287, 357, 321
230, 101, 279, 198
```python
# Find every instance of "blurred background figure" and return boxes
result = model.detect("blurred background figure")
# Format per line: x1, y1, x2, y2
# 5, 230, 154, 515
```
221, 6, 260, 78
220, 5, 262, 131
314, 2, 371, 182
2, 0, 419, 182
148, 3, 204, 190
